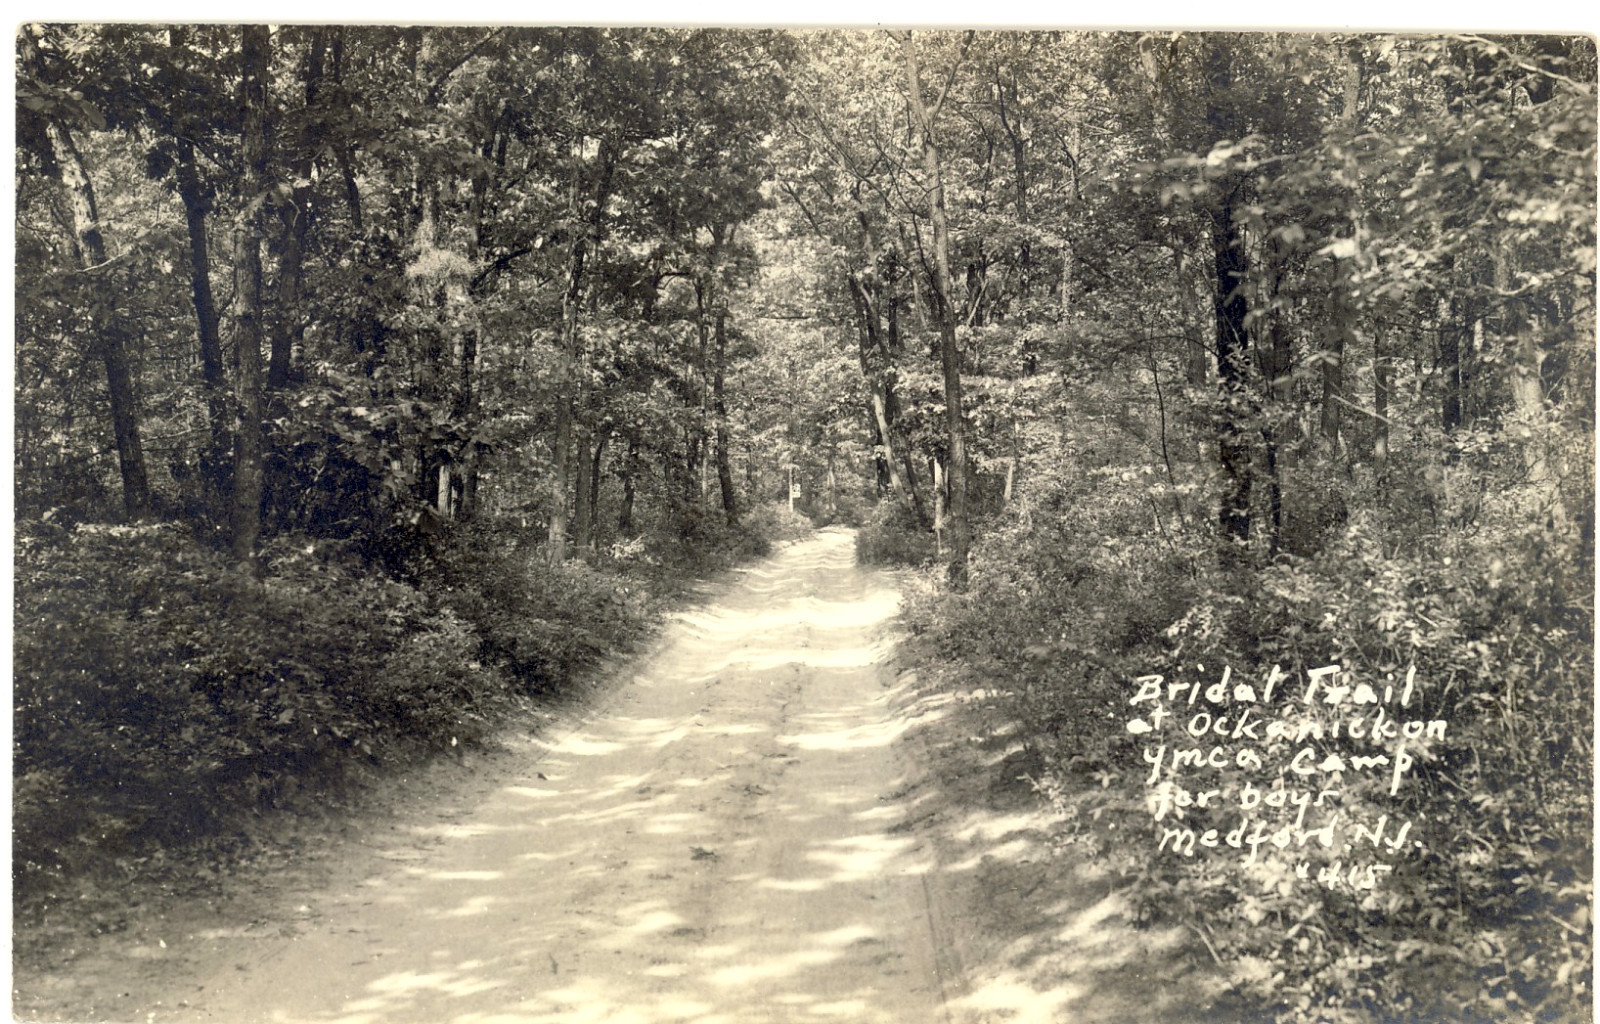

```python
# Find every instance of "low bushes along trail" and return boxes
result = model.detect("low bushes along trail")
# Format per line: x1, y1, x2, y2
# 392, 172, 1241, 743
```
15, 528, 1225, 1024
27, 530, 950, 1023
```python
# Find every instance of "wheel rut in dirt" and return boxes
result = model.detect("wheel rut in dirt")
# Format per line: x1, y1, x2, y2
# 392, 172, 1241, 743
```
133, 528, 952, 1024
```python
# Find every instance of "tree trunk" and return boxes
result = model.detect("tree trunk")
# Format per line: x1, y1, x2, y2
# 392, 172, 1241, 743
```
454, 122, 501, 522
573, 423, 594, 555
44, 120, 153, 521
1210, 193, 1254, 563
548, 141, 615, 562
1318, 41, 1363, 453
848, 272, 919, 517
1204, 42, 1253, 565
169, 29, 229, 496
1440, 297, 1463, 437
1177, 250, 1212, 385
453, 325, 479, 520
268, 27, 326, 392
713, 294, 739, 525
589, 428, 609, 544
995, 46, 1031, 304
904, 30, 973, 588
231, 25, 271, 566
618, 427, 640, 534
1499, 253, 1570, 531
826, 449, 838, 518
1373, 327, 1391, 474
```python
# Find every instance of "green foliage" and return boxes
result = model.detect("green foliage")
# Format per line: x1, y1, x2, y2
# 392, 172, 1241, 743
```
427, 518, 653, 693
13, 520, 514, 903
738, 501, 818, 548
11, 26, 1594, 1024
855, 500, 939, 567
903, 462, 1591, 1023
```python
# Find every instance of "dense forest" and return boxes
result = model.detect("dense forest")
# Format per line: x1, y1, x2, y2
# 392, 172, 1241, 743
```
13, 26, 1595, 1023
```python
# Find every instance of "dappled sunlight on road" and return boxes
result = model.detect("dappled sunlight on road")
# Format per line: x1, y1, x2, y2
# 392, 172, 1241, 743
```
897, 665, 1231, 1024
167, 530, 952, 1024
947, 972, 1083, 1024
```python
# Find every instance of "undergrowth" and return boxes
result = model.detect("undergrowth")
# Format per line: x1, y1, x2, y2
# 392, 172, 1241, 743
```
884, 462, 1592, 1023
12, 503, 811, 926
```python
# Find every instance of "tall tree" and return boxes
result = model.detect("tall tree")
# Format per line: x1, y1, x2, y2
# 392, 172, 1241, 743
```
230, 24, 271, 565
903, 29, 975, 587
19, 27, 153, 520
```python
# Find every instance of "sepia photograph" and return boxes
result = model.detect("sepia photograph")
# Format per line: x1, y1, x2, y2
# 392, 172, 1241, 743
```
10, 22, 1596, 1023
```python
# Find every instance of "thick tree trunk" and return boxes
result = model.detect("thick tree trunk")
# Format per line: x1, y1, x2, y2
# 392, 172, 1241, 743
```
231, 25, 272, 566
44, 121, 153, 521
904, 30, 973, 589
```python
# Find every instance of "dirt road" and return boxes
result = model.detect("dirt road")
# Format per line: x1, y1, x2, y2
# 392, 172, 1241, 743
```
132, 528, 955, 1024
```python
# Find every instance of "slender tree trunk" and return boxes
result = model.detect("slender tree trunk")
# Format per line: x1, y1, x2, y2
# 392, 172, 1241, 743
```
410, 193, 449, 514
573, 423, 594, 555
1319, 42, 1363, 453
1177, 250, 1212, 385
618, 428, 640, 534
1500, 260, 1570, 531
268, 28, 325, 392
169, 28, 229, 492
1210, 193, 1254, 563
1374, 327, 1391, 475
549, 279, 576, 563
320, 31, 363, 235
996, 47, 1031, 305
1440, 297, 1463, 437
174, 133, 229, 455
848, 273, 918, 514
1255, 246, 1292, 555
690, 276, 712, 507
231, 25, 272, 566
454, 123, 501, 522
589, 428, 609, 544
904, 30, 973, 588
1320, 288, 1348, 450
884, 282, 929, 522
548, 142, 615, 561
43, 120, 153, 521
713, 292, 738, 525
1204, 42, 1253, 566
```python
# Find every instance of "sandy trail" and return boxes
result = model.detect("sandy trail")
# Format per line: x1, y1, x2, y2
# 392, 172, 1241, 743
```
151, 528, 951, 1024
